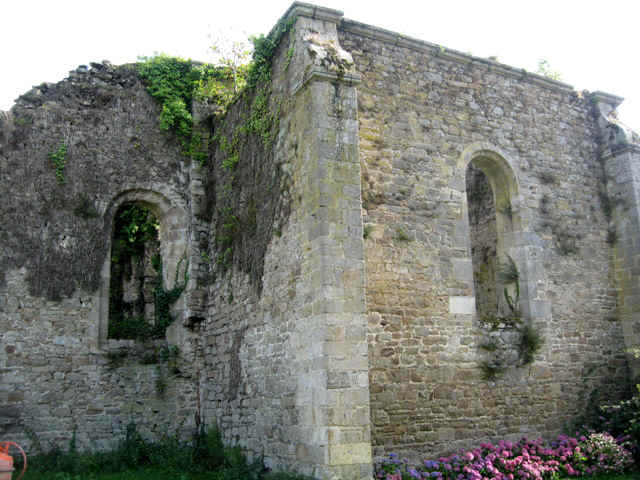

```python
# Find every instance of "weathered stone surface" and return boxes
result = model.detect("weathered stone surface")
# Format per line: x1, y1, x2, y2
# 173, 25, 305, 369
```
0, 2, 638, 479
339, 18, 633, 460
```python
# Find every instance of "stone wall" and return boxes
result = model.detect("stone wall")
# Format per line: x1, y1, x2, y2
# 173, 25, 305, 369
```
339, 20, 631, 459
0, 61, 199, 450
0, 3, 638, 478
196, 6, 372, 478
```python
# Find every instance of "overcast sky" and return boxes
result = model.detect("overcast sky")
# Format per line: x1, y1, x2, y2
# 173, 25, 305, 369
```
2, 0, 638, 131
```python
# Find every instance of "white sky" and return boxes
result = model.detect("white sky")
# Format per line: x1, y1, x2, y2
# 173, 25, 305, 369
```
1, 0, 639, 132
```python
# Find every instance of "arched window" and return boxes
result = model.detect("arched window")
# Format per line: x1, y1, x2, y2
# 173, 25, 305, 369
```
91, 190, 189, 348
460, 144, 550, 377
463, 148, 520, 320
466, 163, 499, 318
108, 203, 162, 339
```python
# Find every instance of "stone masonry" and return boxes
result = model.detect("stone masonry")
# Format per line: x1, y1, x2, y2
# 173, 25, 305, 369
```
1, 3, 639, 478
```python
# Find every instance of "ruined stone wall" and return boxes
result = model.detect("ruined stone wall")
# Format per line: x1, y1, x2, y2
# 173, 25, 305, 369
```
196, 7, 372, 478
1, 4, 637, 478
0, 62, 199, 450
339, 22, 630, 458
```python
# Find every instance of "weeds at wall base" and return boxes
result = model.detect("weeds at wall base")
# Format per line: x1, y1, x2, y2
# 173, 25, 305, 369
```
17, 423, 310, 480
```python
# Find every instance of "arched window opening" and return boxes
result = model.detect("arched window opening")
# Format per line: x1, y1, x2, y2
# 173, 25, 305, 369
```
108, 203, 186, 340
465, 154, 518, 320
466, 163, 499, 319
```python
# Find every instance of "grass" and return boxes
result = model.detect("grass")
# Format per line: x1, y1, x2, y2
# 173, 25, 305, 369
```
587, 475, 637, 480
17, 424, 310, 480
23, 470, 309, 480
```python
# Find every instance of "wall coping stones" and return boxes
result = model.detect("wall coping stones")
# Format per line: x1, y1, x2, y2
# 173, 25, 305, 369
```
283, 2, 344, 24
337, 17, 622, 97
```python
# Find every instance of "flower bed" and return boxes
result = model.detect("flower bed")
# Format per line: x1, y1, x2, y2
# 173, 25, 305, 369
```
376, 433, 635, 480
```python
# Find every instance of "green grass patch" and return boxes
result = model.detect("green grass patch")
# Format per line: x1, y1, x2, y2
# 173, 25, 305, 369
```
18, 424, 309, 480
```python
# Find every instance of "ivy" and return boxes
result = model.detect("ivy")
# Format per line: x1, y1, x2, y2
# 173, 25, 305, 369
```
138, 55, 199, 140
137, 55, 237, 162
208, 16, 296, 282
110, 204, 159, 264
108, 204, 186, 341
246, 16, 296, 89
50, 142, 68, 184
137, 18, 296, 287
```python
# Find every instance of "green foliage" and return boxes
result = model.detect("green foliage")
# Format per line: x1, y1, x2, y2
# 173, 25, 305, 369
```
109, 204, 162, 340
194, 62, 250, 114
578, 383, 640, 464
207, 33, 252, 95
110, 204, 159, 263
479, 257, 545, 378
517, 322, 544, 365
536, 59, 562, 81
498, 255, 520, 315
108, 205, 187, 341
363, 225, 373, 239
207, 16, 296, 280
19, 423, 310, 480
396, 228, 411, 242
138, 55, 198, 137
479, 358, 506, 381
479, 337, 500, 352
137, 55, 228, 162
51, 142, 68, 184
246, 17, 296, 89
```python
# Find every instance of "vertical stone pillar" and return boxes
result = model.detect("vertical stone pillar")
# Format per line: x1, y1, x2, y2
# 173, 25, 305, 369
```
593, 91, 640, 379
284, 4, 372, 479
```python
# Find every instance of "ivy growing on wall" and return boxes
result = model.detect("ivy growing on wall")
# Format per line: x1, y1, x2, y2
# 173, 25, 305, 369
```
136, 15, 296, 294
108, 204, 187, 340
50, 142, 68, 184
208, 16, 295, 283
137, 55, 240, 164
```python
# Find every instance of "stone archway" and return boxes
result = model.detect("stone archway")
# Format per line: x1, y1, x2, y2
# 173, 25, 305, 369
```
91, 189, 188, 348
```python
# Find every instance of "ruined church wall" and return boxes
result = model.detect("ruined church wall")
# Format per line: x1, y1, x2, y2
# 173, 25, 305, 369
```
197, 10, 372, 478
339, 23, 629, 458
0, 64, 199, 450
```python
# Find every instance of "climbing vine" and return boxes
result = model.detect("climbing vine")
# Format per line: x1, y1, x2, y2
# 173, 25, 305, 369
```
137, 16, 296, 294
137, 55, 239, 164
108, 204, 187, 340
50, 142, 68, 184
208, 16, 295, 285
